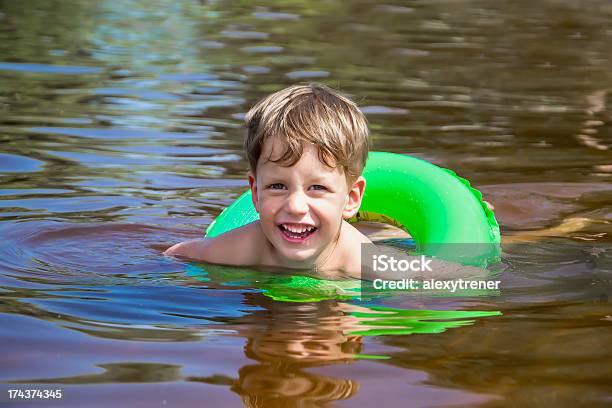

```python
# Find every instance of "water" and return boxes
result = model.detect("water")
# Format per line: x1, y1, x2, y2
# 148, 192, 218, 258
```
0, 0, 611, 406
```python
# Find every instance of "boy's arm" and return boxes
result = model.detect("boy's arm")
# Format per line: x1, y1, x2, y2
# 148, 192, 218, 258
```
163, 222, 261, 265
163, 238, 213, 261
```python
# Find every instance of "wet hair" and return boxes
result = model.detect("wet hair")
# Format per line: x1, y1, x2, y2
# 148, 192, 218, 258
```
244, 83, 370, 181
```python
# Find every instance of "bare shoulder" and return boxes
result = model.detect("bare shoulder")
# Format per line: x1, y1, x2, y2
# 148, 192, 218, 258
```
343, 220, 373, 245
164, 221, 265, 265
324, 221, 372, 278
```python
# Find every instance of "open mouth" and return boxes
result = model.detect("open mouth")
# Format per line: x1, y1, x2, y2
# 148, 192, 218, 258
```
278, 224, 318, 241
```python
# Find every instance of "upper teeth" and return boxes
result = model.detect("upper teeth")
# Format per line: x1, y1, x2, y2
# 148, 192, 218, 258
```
283, 224, 315, 233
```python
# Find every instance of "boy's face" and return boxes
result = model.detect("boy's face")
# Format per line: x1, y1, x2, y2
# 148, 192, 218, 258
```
248, 137, 365, 268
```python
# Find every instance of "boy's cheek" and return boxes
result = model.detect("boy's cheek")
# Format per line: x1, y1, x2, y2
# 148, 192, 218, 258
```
256, 199, 277, 217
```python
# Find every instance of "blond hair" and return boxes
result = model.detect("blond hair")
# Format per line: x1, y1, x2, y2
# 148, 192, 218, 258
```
244, 83, 369, 180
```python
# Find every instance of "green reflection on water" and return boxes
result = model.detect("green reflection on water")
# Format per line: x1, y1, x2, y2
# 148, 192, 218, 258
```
346, 305, 502, 337
186, 263, 502, 347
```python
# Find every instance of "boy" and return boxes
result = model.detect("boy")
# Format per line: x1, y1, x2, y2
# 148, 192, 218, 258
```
164, 83, 372, 277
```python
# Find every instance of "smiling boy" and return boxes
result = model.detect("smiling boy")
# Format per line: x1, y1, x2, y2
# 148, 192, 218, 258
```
164, 84, 372, 277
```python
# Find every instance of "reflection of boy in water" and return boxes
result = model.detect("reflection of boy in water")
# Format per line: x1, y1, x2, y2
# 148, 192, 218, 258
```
234, 338, 361, 408
230, 296, 363, 408
245, 317, 362, 363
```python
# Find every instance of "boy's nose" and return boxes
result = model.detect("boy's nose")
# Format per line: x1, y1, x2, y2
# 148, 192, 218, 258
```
284, 191, 309, 215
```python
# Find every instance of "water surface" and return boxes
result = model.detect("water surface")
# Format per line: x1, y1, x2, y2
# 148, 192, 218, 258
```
0, 1, 610, 407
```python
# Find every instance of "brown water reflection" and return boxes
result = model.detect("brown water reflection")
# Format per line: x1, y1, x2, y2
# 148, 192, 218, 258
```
383, 301, 612, 407
228, 297, 362, 407
2, 275, 505, 407
222, 294, 503, 407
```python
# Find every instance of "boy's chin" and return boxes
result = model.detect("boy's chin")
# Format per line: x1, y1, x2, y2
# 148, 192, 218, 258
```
278, 248, 318, 265
274, 244, 329, 269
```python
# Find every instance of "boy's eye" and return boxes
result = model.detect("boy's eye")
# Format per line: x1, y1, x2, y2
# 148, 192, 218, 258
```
310, 184, 327, 191
268, 183, 286, 190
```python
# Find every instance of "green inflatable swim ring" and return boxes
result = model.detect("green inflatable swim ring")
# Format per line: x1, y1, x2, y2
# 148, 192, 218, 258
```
200, 152, 500, 301
206, 152, 500, 254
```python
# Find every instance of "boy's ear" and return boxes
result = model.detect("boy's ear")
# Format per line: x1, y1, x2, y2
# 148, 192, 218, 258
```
343, 176, 366, 219
247, 171, 259, 213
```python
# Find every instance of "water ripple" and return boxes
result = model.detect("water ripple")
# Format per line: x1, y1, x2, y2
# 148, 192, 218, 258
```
0, 62, 103, 75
